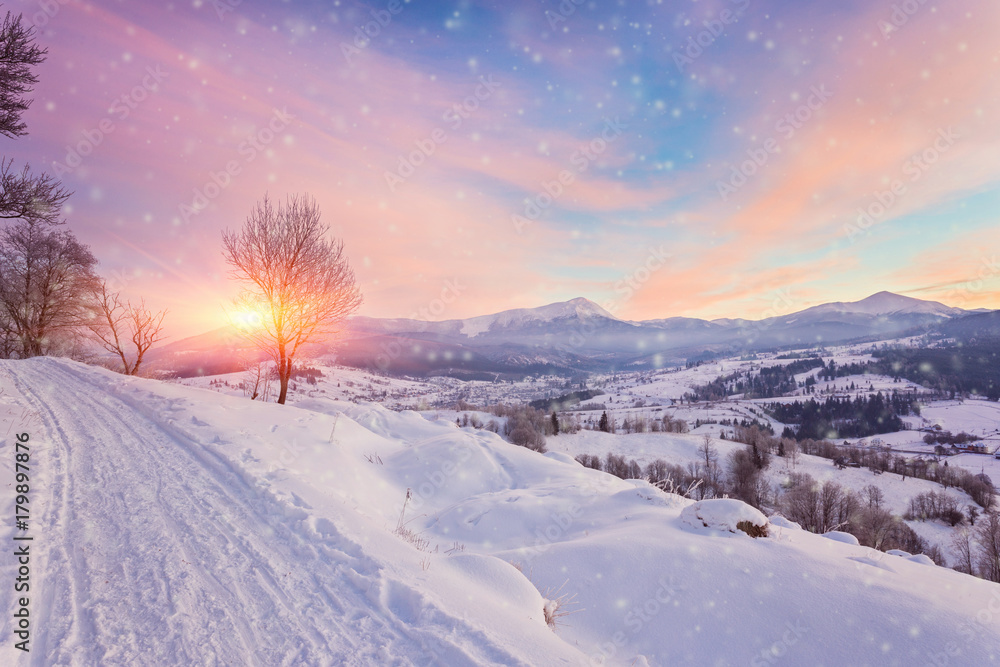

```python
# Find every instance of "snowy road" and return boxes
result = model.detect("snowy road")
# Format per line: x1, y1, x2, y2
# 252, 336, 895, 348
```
0, 359, 564, 666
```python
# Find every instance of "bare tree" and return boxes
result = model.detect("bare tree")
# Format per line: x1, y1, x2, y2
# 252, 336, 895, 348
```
0, 309, 15, 357
727, 447, 769, 509
861, 484, 885, 511
88, 280, 167, 375
240, 355, 272, 401
0, 10, 70, 224
783, 437, 799, 468
698, 433, 718, 468
951, 529, 975, 575
975, 511, 1000, 583
0, 218, 99, 357
222, 194, 362, 404
854, 506, 896, 550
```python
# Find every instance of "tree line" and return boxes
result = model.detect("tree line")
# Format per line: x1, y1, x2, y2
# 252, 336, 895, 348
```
0, 10, 166, 373
767, 392, 919, 440
683, 357, 824, 402
870, 346, 1000, 401
575, 427, 1000, 581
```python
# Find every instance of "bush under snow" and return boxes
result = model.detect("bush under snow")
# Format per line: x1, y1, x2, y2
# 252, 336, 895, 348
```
681, 498, 769, 537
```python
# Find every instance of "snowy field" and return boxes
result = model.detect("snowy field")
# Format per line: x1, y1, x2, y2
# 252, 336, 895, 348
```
542, 430, 969, 520
921, 401, 1000, 440
2, 357, 999, 665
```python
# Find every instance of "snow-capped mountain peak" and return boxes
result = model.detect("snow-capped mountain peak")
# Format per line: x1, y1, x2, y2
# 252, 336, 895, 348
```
857, 291, 961, 315
460, 297, 617, 337
802, 291, 964, 318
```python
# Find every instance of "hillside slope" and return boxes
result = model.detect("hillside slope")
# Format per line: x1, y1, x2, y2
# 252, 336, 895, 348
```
0, 359, 581, 666
1, 358, 999, 665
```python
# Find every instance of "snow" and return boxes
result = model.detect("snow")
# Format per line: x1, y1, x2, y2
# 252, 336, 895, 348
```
797, 291, 963, 318
2, 357, 1000, 665
680, 498, 768, 535
822, 531, 861, 546
920, 400, 1000, 440
769, 515, 802, 531
544, 429, 974, 521
458, 297, 617, 338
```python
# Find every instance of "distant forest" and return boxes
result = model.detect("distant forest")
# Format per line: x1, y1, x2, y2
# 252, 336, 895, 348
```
871, 345, 1000, 400
683, 357, 824, 401
821, 345, 1000, 400
767, 392, 920, 441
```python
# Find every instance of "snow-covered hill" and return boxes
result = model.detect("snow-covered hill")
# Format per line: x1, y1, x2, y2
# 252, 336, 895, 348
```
796, 291, 965, 318
457, 297, 619, 338
3, 358, 999, 665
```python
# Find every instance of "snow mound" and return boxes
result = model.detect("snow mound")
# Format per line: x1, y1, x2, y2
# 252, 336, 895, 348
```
680, 498, 769, 536
822, 531, 861, 546
769, 515, 802, 531
446, 554, 545, 620
543, 451, 578, 465
904, 553, 937, 566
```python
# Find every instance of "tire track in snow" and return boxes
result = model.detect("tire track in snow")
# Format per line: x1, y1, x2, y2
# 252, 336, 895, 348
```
5, 359, 503, 666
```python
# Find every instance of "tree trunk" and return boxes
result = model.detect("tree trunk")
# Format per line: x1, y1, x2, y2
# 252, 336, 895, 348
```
277, 355, 291, 404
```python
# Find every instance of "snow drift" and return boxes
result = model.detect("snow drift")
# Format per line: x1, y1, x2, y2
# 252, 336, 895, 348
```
1, 357, 999, 666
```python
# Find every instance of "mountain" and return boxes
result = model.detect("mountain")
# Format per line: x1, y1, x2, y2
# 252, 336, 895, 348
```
337, 292, 989, 374
791, 291, 966, 318
937, 310, 1000, 342
155, 293, 993, 377
720, 291, 976, 352
456, 297, 618, 338
348, 297, 624, 340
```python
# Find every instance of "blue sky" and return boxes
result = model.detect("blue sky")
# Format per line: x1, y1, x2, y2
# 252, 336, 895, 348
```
7, 0, 999, 336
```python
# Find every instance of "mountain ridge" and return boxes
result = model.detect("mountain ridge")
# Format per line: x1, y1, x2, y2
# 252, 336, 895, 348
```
152, 292, 996, 377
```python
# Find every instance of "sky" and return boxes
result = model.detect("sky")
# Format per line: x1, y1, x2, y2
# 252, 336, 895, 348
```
5, 0, 1000, 338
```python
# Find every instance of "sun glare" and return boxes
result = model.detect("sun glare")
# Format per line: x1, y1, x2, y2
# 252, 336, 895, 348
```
230, 309, 264, 331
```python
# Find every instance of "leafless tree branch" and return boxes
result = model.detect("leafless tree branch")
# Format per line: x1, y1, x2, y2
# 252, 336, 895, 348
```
88, 280, 168, 375
222, 193, 362, 404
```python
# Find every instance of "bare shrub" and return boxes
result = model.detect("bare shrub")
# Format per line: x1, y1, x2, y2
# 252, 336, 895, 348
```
736, 520, 768, 538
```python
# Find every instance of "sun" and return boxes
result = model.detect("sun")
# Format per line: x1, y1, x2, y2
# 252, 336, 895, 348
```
230, 309, 265, 331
